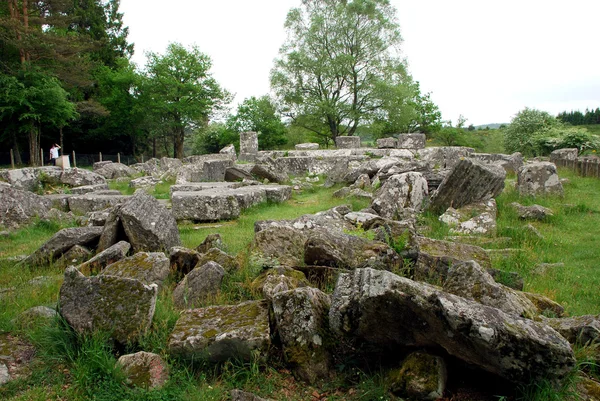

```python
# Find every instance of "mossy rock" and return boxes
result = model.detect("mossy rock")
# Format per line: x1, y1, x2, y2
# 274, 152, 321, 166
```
388, 352, 447, 400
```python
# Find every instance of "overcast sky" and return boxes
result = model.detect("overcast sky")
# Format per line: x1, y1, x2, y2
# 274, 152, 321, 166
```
120, 0, 600, 126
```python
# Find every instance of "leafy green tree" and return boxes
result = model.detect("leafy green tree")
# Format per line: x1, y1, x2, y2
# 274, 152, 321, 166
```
228, 96, 287, 150
143, 43, 230, 159
504, 108, 560, 155
271, 0, 415, 142
192, 122, 238, 155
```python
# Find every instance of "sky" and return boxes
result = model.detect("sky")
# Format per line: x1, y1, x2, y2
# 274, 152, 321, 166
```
119, 0, 600, 126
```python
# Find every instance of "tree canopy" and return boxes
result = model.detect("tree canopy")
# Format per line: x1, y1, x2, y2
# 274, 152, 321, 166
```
271, 0, 418, 142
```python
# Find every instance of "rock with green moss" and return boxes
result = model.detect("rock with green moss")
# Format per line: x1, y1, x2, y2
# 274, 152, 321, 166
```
230, 389, 274, 401
272, 287, 332, 384
55, 245, 93, 268
68, 193, 129, 215
172, 261, 225, 309
516, 162, 563, 197
168, 300, 270, 363
542, 315, 600, 346
388, 352, 447, 400
510, 202, 554, 220
304, 230, 401, 271
78, 241, 131, 276
413, 236, 491, 284
429, 158, 505, 214
443, 260, 537, 319
330, 268, 575, 385
197, 248, 238, 273
118, 190, 181, 253
254, 207, 355, 235
371, 172, 429, 219
521, 292, 564, 318
0, 184, 53, 229
195, 233, 224, 254
251, 266, 309, 301
21, 226, 103, 267
16, 306, 58, 329
59, 168, 107, 187
251, 226, 308, 267
60, 267, 157, 344
117, 351, 169, 389
100, 252, 169, 288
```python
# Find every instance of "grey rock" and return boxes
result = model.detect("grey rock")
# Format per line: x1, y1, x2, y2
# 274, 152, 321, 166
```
117, 351, 169, 389
416, 146, 474, 169
439, 199, 497, 235
251, 266, 309, 301
429, 158, 506, 214
119, 190, 181, 252
272, 287, 332, 383
168, 300, 270, 363
396, 133, 426, 150
198, 248, 239, 273
329, 268, 575, 384
0, 363, 9, 385
335, 136, 361, 149
129, 176, 161, 189
517, 162, 564, 197
17, 306, 58, 327
172, 190, 241, 222
55, 244, 93, 268
220, 144, 237, 160
0, 185, 52, 228
543, 315, 600, 346
510, 202, 554, 220
414, 236, 492, 284
251, 226, 309, 267
68, 193, 128, 214
225, 167, 253, 182
59, 266, 158, 344
295, 143, 320, 150
304, 229, 401, 271
22, 226, 103, 267
173, 261, 225, 309
377, 137, 398, 149
78, 241, 131, 276
95, 162, 137, 179
202, 159, 235, 182
550, 148, 578, 163
230, 390, 273, 401
71, 183, 110, 194
240, 132, 258, 156
251, 163, 289, 184
371, 172, 429, 219
101, 252, 170, 288
60, 168, 107, 187
443, 260, 538, 318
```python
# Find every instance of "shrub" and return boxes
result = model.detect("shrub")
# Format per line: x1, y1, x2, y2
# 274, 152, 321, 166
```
503, 108, 560, 155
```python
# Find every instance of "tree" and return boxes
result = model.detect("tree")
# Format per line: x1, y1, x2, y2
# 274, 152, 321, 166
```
143, 43, 230, 159
271, 0, 415, 142
228, 96, 287, 150
503, 108, 561, 155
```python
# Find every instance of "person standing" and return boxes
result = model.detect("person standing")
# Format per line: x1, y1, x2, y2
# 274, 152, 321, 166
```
49, 143, 61, 165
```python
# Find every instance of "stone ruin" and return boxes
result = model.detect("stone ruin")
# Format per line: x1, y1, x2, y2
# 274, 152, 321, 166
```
1, 137, 593, 399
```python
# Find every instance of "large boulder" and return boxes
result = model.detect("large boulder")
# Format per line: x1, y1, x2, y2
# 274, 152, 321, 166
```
251, 226, 308, 267
197, 248, 239, 273
251, 266, 309, 301
22, 226, 103, 267
171, 190, 241, 221
550, 148, 578, 163
396, 133, 426, 150
543, 315, 600, 346
295, 143, 320, 150
0, 184, 53, 229
335, 136, 361, 149
304, 230, 401, 271
510, 202, 554, 220
377, 137, 398, 149
168, 300, 270, 363
94, 162, 137, 179
60, 168, 107, 187
68, 193, 128, 214
388, 352, 447, 400
516, 162, 564, 197
169, 246, 202, 277
329, 268, 575, 385
371, 172, 429, 219
272, 287, 332, 383
438, 199, 497, 235
416, 147, 474, 169
443, 260, 538, 318
59, 266, 158, 344
172, 261, 225, 309
413, 236, 492, 284
429, 158, 506, 214
100, 252, 170, 288
118, 190, 181, 252
251, 163, 289, 184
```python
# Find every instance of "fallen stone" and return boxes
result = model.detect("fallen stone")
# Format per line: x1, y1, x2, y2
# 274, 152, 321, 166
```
251, 163, 289, 184
168, 300, 270, 363
129, 176, 161, 189
272, 287, 332, 383
543, 315, 600, 346
95, 162, 137, 179
118, 190, 181, 252
100, 252, 170, 288
396, 133, 426, 150
550, 148, 578, 163
55, 244, 93, 268
169, 246, 202, 277
22, 226, 103, 267
59, 266, 158, 344
429, 158, 505, 214
329, 268, 575, 385
522, 292, 565, 318
335, 136, 361, 149
68, 193, 128, 214
230, 390, 273, 401
117, 351, 169, 389
251, 266, 309, 301
251, 226, 309, 267
416, 147, 474, 169
371, 172, 429, 219
78, 241, 131, 276
388, 352, 447, 400
377, 137, 397, 149
71, 183, 110, 194
60, 168, 107, 187
0, 185, 53, 229
225, 167, 253, 182
295, 143, 320, 150
439, 199, 497, 235
510, 202, 554, 220
517, 162, 563, 197
197, 248, 238, 273
172, 261, 225, 309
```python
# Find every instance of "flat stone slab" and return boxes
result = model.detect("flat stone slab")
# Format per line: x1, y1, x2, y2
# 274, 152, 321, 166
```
171, 185, 292, 221
169, 182, 240, 196
68, 194, 129, 214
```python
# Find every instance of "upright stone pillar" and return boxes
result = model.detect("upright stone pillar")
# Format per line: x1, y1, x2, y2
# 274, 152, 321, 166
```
239, 131, 258, 162
335, 136, 361, 149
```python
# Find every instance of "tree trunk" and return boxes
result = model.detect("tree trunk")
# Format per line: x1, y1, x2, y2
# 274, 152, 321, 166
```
174, 126, 185, 159
28, 125, 39, 166
59, 126, 64, 151
10, 130, 23, 165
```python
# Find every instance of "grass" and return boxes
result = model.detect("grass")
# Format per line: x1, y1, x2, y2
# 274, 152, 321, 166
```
2, 170, 600, 400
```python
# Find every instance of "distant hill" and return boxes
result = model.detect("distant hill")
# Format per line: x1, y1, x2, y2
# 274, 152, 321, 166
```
473, 123, 506, 130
